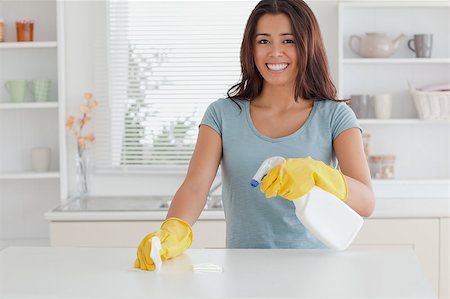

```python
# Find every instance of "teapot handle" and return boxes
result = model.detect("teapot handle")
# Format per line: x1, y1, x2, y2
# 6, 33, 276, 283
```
349, 35, 361, 56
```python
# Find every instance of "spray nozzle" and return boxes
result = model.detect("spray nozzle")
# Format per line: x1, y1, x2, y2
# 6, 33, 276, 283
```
250, 156, 286, 188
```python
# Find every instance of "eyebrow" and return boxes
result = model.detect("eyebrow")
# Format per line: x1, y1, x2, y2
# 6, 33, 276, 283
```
256, 33, 294, 37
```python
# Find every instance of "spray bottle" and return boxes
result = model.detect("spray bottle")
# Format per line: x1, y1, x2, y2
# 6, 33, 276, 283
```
251, 156, 364, 250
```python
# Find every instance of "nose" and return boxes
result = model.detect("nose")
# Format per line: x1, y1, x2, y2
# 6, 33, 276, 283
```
269, 43, 284, 58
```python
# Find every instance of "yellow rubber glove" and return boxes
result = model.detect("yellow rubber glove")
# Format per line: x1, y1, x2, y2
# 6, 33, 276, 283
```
134, 217, 193, 271
260, 156, 348, 201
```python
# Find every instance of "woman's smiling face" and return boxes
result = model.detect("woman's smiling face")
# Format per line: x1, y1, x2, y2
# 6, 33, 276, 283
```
253, 13, 298, 88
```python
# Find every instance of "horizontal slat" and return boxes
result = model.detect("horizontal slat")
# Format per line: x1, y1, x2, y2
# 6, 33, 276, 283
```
109, 53, 239, 58
112, 64, 240, 69
109, 47, 240, 53
111, 86, 234, 90
110, 31, 242, 36
118, 153, 195, 156
116, 138, 198, 141
118, 153, 195, 157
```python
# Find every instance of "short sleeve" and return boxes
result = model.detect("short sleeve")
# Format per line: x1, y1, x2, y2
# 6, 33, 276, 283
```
200, 101, 222, 136
331, 102, 362, 140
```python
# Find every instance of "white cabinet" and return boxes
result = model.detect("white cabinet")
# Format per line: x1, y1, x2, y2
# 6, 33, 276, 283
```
0, 1, 66, 242
352, 218, 440, 295
338, 1, 450, 180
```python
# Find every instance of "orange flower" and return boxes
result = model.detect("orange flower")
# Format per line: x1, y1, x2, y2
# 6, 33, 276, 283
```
66, 116, 75, 129
85, 134, 96, 142
84, 92, 93, 100
88, 99, 98, 109
80, 105, 90, 114
78, 137, 86, 147
67, 92, 98, 153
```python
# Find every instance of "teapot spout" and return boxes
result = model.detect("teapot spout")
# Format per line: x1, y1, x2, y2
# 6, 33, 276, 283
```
392, 34, 405, 49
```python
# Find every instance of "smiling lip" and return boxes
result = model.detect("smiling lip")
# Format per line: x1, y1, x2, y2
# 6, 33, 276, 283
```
266, 63, 289, 73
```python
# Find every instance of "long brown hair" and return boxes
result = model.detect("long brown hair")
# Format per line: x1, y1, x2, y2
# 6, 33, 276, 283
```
227, 0, 338, 102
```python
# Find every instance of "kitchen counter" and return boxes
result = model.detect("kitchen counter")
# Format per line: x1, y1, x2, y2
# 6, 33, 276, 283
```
44, 196, 450, 221
0, 246, 436, 298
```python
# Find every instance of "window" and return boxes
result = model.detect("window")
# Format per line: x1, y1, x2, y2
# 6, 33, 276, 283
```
94, 1, 257, 172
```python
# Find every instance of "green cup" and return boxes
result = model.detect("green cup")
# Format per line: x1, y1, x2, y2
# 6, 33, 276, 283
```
5, 80, 27, 102
28, 79, 51, 102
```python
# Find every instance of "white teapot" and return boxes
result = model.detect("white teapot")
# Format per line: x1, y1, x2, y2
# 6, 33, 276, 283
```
349, 32, 405, 58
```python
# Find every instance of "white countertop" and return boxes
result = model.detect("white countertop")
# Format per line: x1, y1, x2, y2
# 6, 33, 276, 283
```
44, 196, 450, 221
0, 246, 436, 298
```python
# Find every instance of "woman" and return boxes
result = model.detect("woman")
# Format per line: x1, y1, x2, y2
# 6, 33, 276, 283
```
135, 0, 375, 271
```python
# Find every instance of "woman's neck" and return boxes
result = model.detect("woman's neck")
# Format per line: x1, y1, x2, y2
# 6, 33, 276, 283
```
252, 84, 311, 111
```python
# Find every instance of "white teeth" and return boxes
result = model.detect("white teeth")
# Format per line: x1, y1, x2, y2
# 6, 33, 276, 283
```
266, 63, 288, 71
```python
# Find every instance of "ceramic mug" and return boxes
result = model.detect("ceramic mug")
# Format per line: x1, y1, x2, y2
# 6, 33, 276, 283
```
349, 94, 372, 118
28, 80, 51, 102
408, 34, 433, 58
31, 147, 51, 172
5, 80, 27, 102
373, 94, 392, 119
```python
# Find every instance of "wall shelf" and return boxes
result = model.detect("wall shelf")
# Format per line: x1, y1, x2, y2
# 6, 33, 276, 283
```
343, 58, 450, 64
339, 2, 449, 8
371, 178, 450, 199
372, 178, 450, 184
358, 118, 449, 124
0, 42, 57, 49
0, 102, 58, 109
0, 171, 60, 180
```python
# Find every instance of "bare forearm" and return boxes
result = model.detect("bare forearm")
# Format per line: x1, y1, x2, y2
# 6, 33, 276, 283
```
166, 182, 208, 226
343, 175, 375, 217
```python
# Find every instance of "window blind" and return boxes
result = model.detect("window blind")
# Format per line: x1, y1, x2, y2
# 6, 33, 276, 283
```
94, 1, 257, 173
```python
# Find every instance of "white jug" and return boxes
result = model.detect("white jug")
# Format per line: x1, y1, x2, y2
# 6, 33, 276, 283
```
252, 156, 364, 250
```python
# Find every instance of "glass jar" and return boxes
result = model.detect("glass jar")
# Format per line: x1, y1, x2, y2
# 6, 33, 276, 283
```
16, 20, 34, 42
0, 19, 4, 42
369, 155, 396, 179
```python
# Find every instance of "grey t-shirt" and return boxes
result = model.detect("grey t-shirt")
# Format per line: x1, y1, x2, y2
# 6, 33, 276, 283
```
200, 98, 361, 249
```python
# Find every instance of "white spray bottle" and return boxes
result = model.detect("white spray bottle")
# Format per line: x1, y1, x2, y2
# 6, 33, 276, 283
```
251, 156, 364, 250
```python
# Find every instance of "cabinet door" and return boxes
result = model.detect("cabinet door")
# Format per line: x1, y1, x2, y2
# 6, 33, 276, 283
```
440, 218, 449, 299
351, 218, 440, 295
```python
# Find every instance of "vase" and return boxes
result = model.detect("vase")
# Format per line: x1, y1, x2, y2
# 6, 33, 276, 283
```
75, 150, 89, 198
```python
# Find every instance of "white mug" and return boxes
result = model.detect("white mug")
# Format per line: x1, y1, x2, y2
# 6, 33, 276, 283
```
31, 147, 51, 172
372, 94, 392, 119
